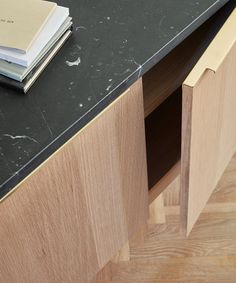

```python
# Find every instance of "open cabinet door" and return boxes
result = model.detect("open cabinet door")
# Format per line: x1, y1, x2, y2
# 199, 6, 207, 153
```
181, 9, 236, 236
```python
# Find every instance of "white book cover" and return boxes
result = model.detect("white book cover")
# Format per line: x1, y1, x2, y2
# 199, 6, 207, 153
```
0, 6, 69, 67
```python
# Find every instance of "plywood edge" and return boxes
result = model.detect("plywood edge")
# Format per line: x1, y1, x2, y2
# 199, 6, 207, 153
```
180, 84, 194, 237
184, 8, 236, 88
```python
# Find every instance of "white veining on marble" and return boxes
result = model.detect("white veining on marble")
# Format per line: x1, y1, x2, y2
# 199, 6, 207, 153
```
106, 84, 113, 91
114, 68, 131, 76
3, 134, 38, 144
76, 26, 87, 31
40, 112, 53, 138
66, 57, 81, 67
128, 58, 142, 78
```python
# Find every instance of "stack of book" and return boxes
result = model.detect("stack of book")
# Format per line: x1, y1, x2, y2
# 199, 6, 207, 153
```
0, 0, 72, 93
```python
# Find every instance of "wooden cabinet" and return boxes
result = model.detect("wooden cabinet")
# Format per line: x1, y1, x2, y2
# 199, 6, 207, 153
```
181, 9, 236, 235
144, 8, 236, 236
1, 6, 236, 283
0, 79, 148, 283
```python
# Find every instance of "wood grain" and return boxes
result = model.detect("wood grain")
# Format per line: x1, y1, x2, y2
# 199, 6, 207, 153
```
91, 263, 112, 283
109, 153, 236, 283
163, 175, 180, 206
181, 9, 236, 235
112, 242, 130, 263
148, 194, 166, 225
142, 4, 234, 118
0, 79, 148, 283
131, 238, 236, 260
112, 256, 236, 283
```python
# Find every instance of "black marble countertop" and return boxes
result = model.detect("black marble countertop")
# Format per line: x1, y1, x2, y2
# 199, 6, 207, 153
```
0, 0, 231, 199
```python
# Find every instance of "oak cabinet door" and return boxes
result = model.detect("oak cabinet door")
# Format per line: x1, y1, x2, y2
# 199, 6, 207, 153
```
0, 79, 148, 283
181, 9, 236, 235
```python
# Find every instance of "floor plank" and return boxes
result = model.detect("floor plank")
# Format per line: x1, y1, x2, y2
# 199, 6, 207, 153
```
109, 153, 236, 283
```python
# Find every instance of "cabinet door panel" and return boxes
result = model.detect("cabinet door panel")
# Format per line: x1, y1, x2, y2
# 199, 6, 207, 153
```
0, 79, 148, 283
181, 9, 236, 235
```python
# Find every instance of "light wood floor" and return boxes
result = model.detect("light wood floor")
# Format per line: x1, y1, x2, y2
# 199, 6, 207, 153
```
109, 153, 236, 283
